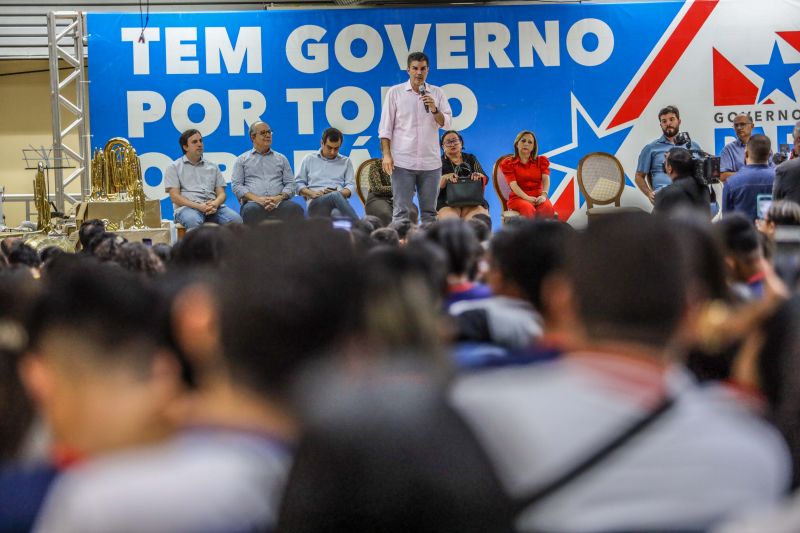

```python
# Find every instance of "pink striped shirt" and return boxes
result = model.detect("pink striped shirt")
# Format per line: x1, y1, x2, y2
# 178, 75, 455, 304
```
378, 80, 452, 171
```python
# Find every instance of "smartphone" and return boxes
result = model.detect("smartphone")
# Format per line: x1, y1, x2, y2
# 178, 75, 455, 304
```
332, 217, 352, 232
774, 226, 800, 289
757, 194, 772, 221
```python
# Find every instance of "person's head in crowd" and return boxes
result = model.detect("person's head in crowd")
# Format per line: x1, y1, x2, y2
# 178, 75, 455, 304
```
467, 217, 491, 244
218, 220, 363, 402
363, 214, 385, 231
21, 259, 180, 458
489, 219, 574, 307
88, 232, 127, 261
0, 269, 39, 463
354, 217, 379, 235
664, 146, 694, 180
759, 200, 800, 239
360, 243, 448, 358
658, 104, 682, 140
423, 218, 482, 283
0, 237, 18, 260
566, 212, 689, 350
151, 243, 172, 265
115, 242, 165, 277
746, 133, 771, 165
371, 227, 400, 248
6, 241, 41, 271
38, 246, 64, 267
388, 218, 417, 245
170, 225, 230, 270
716, 213, 764, 287
349, 226, 375, 255
78, 219, 105, 253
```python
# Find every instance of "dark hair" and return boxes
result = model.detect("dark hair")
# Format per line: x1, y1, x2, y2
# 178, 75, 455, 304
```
116, 242, 165, 277
27, 259, 169, 369
371, 227, 400, 248
467, 218, 490, 243
179, 129, 201, 154
322, 127, 343, 145
658, 105, 680, 120
388, 218, 414, 240
90, 232, 128, 262
747, 134, 771, 163
423, 219, 482, 278
151, 243, 173, 264
567, 212, 688, 347
440, 130, 464, 149
220, 221, 363, 395
170, 226, 230, 270
7, 241, 40, 268
716, 212, 760, 255
39, 246, 64, 266
767, 200, 800, 226
666, 147, 694, 177
407, 51, 429, 67
471, 213, 492, 233
78, 219, 105, 250
490, 220, 574, 309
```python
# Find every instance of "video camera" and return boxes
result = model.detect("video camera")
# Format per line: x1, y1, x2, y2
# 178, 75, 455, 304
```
674, 132, 721, 186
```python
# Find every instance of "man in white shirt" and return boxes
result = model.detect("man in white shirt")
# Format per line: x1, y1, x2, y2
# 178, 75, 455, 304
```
378, 51, 452, 224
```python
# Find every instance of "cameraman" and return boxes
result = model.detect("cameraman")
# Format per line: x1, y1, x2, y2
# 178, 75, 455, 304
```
654, 147, 711, 217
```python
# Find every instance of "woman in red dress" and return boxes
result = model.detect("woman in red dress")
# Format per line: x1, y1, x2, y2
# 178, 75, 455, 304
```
500, 130, 556, 219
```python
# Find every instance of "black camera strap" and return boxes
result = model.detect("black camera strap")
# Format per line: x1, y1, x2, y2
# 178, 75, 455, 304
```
511, 395, 676, 516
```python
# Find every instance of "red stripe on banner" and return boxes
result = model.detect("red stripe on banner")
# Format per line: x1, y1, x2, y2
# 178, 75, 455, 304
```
777, 31, 800, 54
553, 178, 575, 222
608, 0, 719, 129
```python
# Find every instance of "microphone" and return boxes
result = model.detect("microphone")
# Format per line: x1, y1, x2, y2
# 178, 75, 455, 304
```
419, 83, 429, 113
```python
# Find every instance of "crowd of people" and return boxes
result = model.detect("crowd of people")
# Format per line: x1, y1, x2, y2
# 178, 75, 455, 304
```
4, 48, 800, 532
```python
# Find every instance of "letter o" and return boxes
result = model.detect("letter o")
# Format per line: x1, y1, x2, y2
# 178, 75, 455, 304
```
138, 152, 173, 201
566, 18, 614, 67
325, 86, 374, 134
171, 89, 222, 136
334, 24, 383, 73
441, 83, 479, 131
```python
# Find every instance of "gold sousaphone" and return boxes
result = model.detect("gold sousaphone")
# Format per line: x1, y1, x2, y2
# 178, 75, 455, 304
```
90, 137, 147, 229
25, 162, 73, 252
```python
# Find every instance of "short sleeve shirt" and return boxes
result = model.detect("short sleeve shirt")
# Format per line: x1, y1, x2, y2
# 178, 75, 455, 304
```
164, 156, 225, 213
637, 135, 701, 191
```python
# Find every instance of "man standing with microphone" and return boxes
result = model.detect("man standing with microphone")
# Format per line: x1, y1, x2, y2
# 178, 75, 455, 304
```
379, 51, 452, 224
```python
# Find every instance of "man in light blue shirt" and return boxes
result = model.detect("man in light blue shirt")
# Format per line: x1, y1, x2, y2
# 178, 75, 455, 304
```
165, 129, 242, 229
635, 105, 701, 204
720, 114, 774, 181
231, 121, 303, 225
296, 128, 358, 220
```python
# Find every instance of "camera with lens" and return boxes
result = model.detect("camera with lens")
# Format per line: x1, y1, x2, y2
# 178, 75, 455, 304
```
674, 132, 720, 185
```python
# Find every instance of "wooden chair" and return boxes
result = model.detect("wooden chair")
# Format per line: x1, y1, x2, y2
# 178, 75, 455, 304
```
576, 152, 627, 218
492, 154, 520, 223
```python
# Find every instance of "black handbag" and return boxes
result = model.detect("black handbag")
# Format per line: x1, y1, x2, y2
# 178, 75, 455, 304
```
445, 178, 484, 207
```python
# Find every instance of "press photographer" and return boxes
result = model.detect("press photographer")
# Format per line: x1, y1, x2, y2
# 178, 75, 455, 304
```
653, 147, 711, 217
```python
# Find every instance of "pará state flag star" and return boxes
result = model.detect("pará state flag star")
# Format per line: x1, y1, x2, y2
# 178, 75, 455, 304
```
746, 41, 800, 102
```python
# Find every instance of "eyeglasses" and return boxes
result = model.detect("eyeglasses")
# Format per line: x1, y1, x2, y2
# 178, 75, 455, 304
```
443, 139, 461, 146
255, 129, 273, 136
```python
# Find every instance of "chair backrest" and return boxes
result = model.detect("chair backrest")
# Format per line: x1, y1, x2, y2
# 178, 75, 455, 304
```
356, 157, 382, 205
492, 154, 514, 212
576, 152, 625, 209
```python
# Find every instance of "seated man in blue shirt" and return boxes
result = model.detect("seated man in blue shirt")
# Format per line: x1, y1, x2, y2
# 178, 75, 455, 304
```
720, 114, 773, 182
722, 134, 775, 222
296, 127, 358, 220
635, 105, 701, 204
232, 121, 304, 225
165, 129, 243, 229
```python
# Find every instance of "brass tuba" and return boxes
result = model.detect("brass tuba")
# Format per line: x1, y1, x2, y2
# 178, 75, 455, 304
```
98, 137, 143, 200
33, 162, 51, 232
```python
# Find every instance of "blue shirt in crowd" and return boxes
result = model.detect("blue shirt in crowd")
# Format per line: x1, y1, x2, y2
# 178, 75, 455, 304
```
637, 135, 702, 191
722, 163, 775, 221
720, 139, 774, 174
